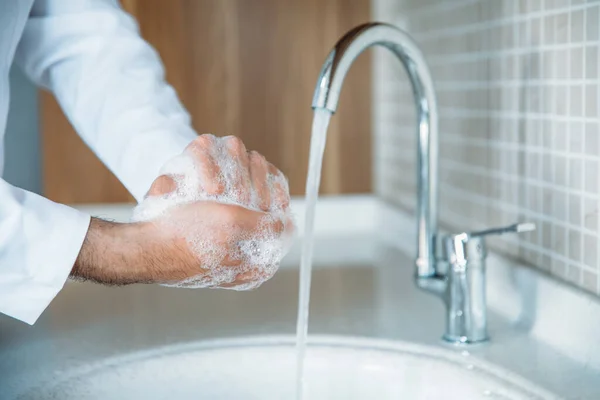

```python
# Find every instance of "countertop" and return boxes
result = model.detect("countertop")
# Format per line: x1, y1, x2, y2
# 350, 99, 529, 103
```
1, 233, 598, 399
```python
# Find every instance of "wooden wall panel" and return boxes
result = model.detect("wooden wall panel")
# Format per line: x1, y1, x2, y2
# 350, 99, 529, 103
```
42, 0, 372, 203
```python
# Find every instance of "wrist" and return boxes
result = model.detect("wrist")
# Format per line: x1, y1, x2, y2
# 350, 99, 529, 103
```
72, 218, 153, 285
72, 216, 199, 285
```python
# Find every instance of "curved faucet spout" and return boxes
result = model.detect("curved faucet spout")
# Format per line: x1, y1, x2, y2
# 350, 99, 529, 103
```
312, 22, 439, 277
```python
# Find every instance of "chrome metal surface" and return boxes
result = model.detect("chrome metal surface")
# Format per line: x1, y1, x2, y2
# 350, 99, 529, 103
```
443, 235, 488, 343
440, 224, 536, 344
311, 23, 538, 345
312, 22, 438, 277
470, 223, 537, 239
1, 236, 596, 399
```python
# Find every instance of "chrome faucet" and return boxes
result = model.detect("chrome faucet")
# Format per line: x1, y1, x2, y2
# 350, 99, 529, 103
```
312, 22, 535, 344
441, 223, 535, 343
312, 22, 439, 277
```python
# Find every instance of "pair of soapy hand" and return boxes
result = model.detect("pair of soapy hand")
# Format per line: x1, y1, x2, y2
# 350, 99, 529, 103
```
132, 134, 295, 290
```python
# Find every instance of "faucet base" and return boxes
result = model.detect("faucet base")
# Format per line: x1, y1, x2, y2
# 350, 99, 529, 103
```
414, 275, 446, 297
442, 334, 489, 345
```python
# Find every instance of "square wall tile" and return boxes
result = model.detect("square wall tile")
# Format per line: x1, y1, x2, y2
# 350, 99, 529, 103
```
586, 6, 600, 41
586, 85, 598, 117
571, 47, 585, 79
582, 269, 599, 294
585, 46, 598, 79
569, 157, 584, 190
584, 198, 599, 231
585, 159, 599, 193
569, 229, 582, 262
571, 10, 585, 43
583, 233, 598, 269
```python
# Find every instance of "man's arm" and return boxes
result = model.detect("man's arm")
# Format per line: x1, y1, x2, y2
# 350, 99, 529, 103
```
3, 0, 197, 324
15, 0, 198, 201
2, 1, 291, 326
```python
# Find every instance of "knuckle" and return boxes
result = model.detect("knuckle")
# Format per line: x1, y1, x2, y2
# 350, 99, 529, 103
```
251, 151, 267, 165
199, 133, 216, 142
225, 136, 246, 154
204, 181, 224, 195
267, 162, 284, 178
272, 219, 285, 234
193, 134, 215, 148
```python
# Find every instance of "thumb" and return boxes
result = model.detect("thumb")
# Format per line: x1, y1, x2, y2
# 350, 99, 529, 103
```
146, 175, 178, 197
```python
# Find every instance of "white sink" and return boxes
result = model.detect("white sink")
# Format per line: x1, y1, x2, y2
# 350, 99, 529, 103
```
28, 336, 558, 400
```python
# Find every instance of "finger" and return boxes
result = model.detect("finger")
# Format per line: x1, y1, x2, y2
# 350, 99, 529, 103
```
232, 206, 285, 236
224, 136, 252, 203
259, 266, 277, 282
218, 268, 265, 289
219, 280, 262, 290
146, 175, 178, 197
237, 269, 259, 281
221, 253, 243, 267
283, 215, 295, 237
238, 268, 277, 288
218, 276, 254, 289
186, 135, 224, 195
248, 151, 270, 211
267, 163, 290, 210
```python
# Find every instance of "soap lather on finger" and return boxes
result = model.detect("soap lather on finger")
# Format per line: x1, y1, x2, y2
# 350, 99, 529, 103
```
132, 134, 295, 290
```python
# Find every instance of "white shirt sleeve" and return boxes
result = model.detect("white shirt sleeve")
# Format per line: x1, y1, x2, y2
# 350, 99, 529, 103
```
2, 0, 198, 324
0, 179, 90, 324
15, 0, 198, 201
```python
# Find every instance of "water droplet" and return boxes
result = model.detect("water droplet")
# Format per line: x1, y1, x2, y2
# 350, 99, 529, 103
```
461, 350, 470, 357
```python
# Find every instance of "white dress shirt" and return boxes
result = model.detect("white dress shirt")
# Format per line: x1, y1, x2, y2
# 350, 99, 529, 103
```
0, 0, 197, 324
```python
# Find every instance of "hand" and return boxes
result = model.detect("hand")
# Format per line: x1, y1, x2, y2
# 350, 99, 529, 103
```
143, 134, 290, 213
72, 135, 294, 289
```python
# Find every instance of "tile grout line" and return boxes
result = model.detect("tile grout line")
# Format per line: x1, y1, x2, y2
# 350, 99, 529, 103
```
596, 3, 600, 295
566, 1, 574, 283
550, 9, 559, 276
538, 0, 546, 266
524, 1, 533, 266
582, 1, 588, 289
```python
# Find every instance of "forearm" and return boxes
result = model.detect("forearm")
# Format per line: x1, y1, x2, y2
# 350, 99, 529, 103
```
71, 217, 196, 285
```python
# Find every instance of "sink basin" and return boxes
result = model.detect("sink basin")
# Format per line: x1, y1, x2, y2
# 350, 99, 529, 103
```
23, 335, 557, 400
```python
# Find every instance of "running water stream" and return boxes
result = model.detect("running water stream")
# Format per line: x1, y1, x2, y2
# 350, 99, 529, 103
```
294, 108, 333, 399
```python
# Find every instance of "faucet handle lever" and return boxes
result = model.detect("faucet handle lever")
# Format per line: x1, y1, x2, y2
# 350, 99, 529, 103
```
444, 222, 535, 267
469, 222, 536, 239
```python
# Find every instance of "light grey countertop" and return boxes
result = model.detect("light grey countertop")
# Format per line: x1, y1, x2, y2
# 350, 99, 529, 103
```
1, 197, 599, 399
1, 233, 598, 399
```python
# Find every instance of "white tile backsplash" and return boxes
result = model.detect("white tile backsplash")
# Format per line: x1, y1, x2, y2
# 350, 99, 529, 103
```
374, 0, 600, 296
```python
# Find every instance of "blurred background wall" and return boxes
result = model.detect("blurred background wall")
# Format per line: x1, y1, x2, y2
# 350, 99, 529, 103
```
37, 0, 372, 204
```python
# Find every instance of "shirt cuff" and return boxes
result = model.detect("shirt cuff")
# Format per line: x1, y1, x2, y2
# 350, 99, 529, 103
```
0, 196, 91, 325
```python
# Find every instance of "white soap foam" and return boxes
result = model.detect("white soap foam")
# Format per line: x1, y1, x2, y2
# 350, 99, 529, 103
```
131, 135, 294, 290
